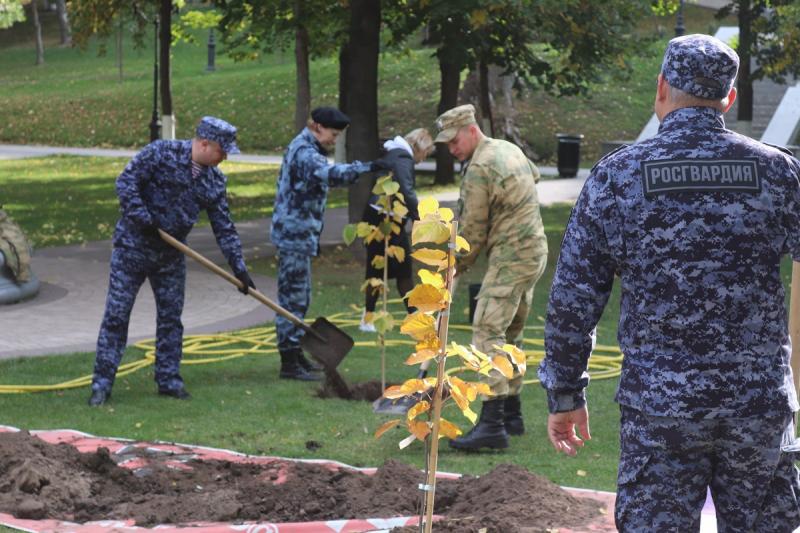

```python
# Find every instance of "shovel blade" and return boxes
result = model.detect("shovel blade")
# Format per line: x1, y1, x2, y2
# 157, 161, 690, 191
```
300, 317, 353, 370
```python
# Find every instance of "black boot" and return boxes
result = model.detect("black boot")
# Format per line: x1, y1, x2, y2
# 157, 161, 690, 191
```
449, 398, 509, 451
297, 351, 323, 372
504, 395, 525, 436
279, 348, 321, 381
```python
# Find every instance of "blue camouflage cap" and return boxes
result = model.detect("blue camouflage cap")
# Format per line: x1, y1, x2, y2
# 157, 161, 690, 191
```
661, 34, 739, 100
195, 116, 240, 154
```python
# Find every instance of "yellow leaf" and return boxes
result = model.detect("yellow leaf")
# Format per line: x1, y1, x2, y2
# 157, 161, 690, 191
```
387, 245, 406, 263
406, 284, 446, 313
400, 312, 437, 340
371, 255, 385, 270
407, 420, 431, 441
411, 221, 450, 245
473, 383, 493, 396
392, 201, 408, 219
407, 400, 430, 420
381, 180, 400, 196
372, 175, 392, 194
418, 269, 444, 289
492, 355, 515, 379
405, 348, 439, 365
455, 235, 471, 252
356, 221, 374, 237
447, 376, 471, 412
462, 405, 478, 424
498, 344, 527, 375
374, 419, 401, 439
438, 418, 463, 440
383, 385, 406, 399
411, 248, 448, 269
418, 197, 439, 219
439, 207, 454, 222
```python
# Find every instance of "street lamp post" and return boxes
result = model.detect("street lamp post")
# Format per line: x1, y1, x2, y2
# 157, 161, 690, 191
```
206, 28, 216, 72
675, 0, 686, 37
149, 16, 161, 142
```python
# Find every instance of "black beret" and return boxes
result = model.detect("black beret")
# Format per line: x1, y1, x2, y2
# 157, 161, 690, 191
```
311, 107, 351, 130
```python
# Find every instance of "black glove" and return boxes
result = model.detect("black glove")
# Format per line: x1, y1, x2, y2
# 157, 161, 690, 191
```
139, 223, 160, 239
235, 270, 256, 295
369, 158, 392, 172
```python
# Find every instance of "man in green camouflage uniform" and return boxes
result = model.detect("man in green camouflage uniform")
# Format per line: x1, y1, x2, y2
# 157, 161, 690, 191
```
435, 104, 548, 451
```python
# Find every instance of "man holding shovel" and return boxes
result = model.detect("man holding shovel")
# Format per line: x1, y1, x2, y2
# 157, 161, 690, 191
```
434, 104, 548, 451
88, 116, 254, 406
540, 34, 800, 531
271, 107, 389, 381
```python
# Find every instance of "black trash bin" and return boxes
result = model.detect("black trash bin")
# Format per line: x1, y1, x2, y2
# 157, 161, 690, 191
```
468, 283, 482, 324
556, 134, 584, 178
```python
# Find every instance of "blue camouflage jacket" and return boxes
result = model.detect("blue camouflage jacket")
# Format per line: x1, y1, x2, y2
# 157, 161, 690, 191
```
271, 128, 370, 255
113, 139, 247, 275
539, 106, 800, 419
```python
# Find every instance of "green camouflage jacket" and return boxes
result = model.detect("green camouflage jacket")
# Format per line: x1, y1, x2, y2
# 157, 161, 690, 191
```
457, 136, 547, 290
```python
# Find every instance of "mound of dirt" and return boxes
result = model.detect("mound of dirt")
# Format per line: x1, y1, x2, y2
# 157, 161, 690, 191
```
0, 431, 605, 532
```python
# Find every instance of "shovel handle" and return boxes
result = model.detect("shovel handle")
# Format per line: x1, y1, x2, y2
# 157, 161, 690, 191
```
157, 229, 317, 336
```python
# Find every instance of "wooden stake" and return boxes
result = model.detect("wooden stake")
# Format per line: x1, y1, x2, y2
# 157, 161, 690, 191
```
381, 233, 389, 393
789, 262, 800, 417
422, 221, 458, 533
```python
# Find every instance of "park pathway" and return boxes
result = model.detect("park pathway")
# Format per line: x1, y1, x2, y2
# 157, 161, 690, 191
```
0, 144, 587, 360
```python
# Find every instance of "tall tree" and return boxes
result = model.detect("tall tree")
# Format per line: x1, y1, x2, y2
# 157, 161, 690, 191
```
56, 0, 71, 46
716, 1, 800, 138
340, 0, 381, 223
214, 0, 345, 134
31, 0, 43, 65
0, 0, 26, 29
386, 0, 653, 184
70, 0, 180, 139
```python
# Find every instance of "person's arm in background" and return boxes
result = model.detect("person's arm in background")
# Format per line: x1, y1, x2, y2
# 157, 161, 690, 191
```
455, 163, 490, 273
538, 172, 617, 455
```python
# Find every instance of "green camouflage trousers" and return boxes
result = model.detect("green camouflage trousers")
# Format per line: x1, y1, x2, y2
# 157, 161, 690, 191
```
473, 254, 547, 398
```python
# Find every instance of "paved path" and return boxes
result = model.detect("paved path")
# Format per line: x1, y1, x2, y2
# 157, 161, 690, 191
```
0, 144, 587, 360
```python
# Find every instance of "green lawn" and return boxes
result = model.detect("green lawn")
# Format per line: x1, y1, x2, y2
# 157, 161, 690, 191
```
0, 202, 627, 493
0, 5, 735, 164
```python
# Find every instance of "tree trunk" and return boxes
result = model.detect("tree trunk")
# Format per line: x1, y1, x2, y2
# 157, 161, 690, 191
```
478, 59, 494, 137
159, 0, 175, 139
344, 0, 381, 224
335, 44, 350, 164
736, 0, 754, 137
56, 0, 71, 46
116, 14, 124, 82
293, 0, 311, 134
31, 0, 44, 65
435, 53, 461, 185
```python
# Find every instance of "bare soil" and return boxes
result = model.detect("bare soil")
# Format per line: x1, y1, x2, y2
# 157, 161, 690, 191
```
0, 430, 606, 532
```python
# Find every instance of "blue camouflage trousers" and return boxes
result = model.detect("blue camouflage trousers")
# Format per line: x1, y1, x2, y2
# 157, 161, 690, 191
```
616, 405, 800, 532
92, 247, 186, 393
275, 250, 312, 350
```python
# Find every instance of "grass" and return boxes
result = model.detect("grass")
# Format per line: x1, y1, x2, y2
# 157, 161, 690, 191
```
0, 5, 736, 165
0, 202, 626, 493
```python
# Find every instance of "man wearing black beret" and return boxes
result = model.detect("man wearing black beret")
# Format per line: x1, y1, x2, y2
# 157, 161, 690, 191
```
270, 107, 390, 380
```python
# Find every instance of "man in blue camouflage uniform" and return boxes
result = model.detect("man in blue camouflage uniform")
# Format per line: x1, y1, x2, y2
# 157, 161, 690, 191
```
89, 116, 255, 406
538, 34, 800, 531
271, 107, 387, 380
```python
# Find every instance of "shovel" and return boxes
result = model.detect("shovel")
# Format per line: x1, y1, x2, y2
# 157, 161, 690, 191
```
157, 230, 354, 393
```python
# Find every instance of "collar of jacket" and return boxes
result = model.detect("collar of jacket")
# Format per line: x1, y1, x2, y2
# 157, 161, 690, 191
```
300, 127, 326, 155
659, 106, 725, 133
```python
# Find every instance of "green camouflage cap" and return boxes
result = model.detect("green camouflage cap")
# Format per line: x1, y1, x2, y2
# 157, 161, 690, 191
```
434, 104, 477, 143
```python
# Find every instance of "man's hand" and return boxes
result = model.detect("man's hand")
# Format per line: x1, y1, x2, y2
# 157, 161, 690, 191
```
547, 406, 591, 456
235, 270, 256, 295
139, 223, 160, 239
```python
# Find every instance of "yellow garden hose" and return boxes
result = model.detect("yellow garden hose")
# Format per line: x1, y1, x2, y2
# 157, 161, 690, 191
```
0, 301, 622, 393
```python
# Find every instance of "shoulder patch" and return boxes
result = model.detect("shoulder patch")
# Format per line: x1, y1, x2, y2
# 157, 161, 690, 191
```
642, 158, 761, 196
761, 142, 796, 157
